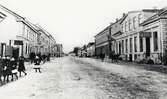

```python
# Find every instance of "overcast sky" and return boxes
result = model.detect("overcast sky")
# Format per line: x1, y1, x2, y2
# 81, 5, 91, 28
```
0, 0, 167, 53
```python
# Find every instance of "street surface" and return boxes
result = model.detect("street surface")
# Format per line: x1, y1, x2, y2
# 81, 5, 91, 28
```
0, 57, 167, 99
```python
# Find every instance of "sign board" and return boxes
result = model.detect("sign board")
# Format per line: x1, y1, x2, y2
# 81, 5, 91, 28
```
14, 40, 23, 45
139, 32, 151, 37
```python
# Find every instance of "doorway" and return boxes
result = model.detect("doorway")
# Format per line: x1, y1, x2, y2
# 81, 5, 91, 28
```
13, 47, 19, 60
146, 37, 150, 57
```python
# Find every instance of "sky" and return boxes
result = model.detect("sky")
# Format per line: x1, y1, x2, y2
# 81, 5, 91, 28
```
0, 0, 167, 53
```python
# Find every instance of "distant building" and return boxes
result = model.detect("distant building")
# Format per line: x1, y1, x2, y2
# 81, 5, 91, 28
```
86, 42, 95, 57
56, 44, 63, 57
95, 26, 110, 58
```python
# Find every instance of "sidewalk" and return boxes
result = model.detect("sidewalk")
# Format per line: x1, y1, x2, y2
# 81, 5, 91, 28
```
92, 58, 167, 74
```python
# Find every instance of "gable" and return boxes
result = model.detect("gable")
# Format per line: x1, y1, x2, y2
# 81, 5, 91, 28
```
0, 12, 6, 22
159, 9, 167, 16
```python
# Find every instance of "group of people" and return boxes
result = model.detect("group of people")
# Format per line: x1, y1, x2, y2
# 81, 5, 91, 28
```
0, 56, 26, 83
0, 52, 51, 84
29, 52, 51, 73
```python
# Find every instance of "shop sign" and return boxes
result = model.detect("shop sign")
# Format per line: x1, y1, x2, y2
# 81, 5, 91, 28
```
14, 40, 23, 45
139, 32, 151, 37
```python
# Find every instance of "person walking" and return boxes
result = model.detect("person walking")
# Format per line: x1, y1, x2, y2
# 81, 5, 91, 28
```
10, 57, 18, 80
34, 56, 41, 73
18, 56, 27, 77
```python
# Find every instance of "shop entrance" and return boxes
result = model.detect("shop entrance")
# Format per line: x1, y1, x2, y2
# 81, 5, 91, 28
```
146, 37, 150, 57
13, 47, 19, 60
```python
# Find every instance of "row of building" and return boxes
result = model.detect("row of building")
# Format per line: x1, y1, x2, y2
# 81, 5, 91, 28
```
0, 5, 63, 59
94, 7, 167, 63
77, 7, 167, 63
73, 42, 95, 57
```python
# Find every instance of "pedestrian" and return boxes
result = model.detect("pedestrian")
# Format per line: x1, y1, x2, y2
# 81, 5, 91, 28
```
47, 53, 50, 61
34, 56, 41, 73
10, 57, 18, 80
18, 56, 27, 77
3, 56, 12, 82
42, 54, 46, 64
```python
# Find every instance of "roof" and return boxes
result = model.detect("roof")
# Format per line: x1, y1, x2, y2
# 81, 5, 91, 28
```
87, 42, 95, 47
120, 9, 160, 24
0, 4, 24, 19
141, 8, 167, 26
0, 4, 40, 34
95, 25, 110, 37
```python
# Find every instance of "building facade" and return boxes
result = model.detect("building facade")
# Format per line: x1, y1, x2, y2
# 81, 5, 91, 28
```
140, 8, 167, 63
0, 5, 58, 58
95, 26, 110, 58
111, 9, 159, 61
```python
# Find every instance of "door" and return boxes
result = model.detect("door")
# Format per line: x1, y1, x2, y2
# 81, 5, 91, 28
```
146, 37, 150, 57
129, 54, 132, 62
13, 47, 19, 60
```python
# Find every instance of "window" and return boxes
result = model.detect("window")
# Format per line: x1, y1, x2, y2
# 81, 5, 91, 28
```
126, 39, 128, 53
133, 17, 137, 29
138, 14, 142, 24
134, 37, 137, 52
121, 25, 124, 32
130, 38, 132, 53
125, 21, 127, 32
129, 19, 132, 31
153, 31, 158, 51
116, 42, 118, 53
140, 37, 143, 52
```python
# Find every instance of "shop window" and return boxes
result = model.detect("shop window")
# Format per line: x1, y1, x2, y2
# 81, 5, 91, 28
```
153, 31, 158, 51
126, 39, 128, 53
134, 54, 137, 60
122, 40, 124, 54
140, 37, 143, 52
134, 37, 137, 52
130, 38, 132, 53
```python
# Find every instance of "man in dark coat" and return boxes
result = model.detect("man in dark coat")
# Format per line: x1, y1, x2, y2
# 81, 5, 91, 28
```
18, 56, 27, 77
29, 52, 36, 64
0, 57, 3, 83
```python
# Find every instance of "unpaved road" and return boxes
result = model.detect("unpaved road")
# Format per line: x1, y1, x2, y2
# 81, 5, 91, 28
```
0, 57, 167, 99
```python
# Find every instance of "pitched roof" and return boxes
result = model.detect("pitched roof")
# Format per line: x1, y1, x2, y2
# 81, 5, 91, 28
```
141, 8, 167, 26
0, 4, 40, 34
0, 4, 24, 19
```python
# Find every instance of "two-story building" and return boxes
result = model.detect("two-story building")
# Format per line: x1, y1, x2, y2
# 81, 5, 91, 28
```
140, 8, 167, 63
114, 9, 159, 61
0, 4, 39, 58
95, 26, 110, 58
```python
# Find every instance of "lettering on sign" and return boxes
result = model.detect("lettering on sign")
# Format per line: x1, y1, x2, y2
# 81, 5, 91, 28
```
139, 32, 151, 37
14, 40, 23, 45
